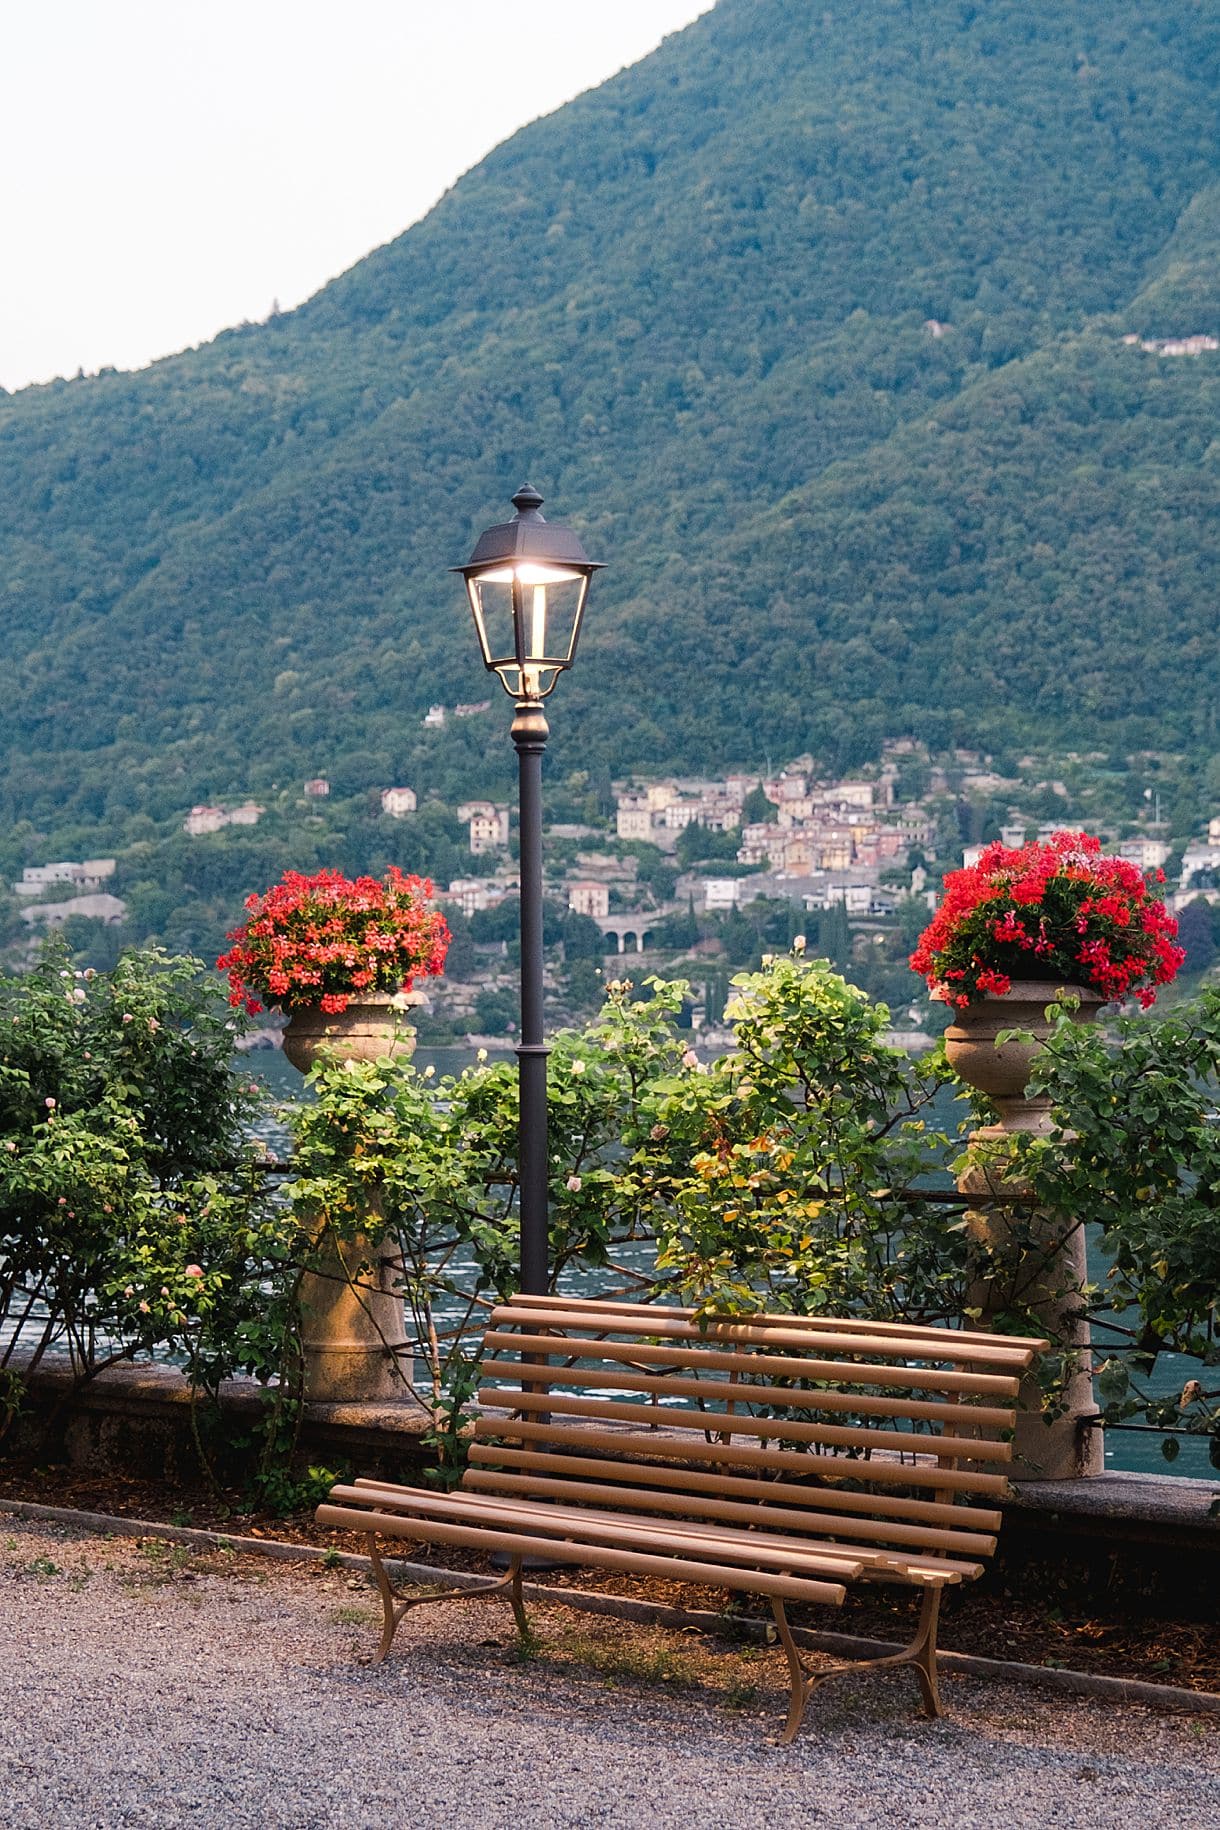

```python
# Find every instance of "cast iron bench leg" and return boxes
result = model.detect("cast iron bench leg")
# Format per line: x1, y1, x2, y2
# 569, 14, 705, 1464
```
771, 1586, 944, 1743
366, 1536, 528, 1663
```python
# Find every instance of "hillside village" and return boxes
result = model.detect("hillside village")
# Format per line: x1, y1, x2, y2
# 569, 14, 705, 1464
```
7, 736, 1220, 1045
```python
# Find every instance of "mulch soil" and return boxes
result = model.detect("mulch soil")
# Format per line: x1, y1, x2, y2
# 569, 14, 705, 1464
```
3, 1460, 1217, 1695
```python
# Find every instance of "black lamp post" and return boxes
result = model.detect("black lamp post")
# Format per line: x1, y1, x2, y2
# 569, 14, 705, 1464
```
454, 485, 602, 1294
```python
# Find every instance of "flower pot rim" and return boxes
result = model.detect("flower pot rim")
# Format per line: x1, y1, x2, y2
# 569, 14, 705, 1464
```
967, 979, 1106, 1003
276, 988, 429, 1016
937, 979, 1107, 1011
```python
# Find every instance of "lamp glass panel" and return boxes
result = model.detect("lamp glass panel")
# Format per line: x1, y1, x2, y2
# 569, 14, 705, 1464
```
467, 568, 588, 697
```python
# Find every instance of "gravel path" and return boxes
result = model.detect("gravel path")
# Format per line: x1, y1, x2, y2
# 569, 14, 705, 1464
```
2, 1519, 1217, 1830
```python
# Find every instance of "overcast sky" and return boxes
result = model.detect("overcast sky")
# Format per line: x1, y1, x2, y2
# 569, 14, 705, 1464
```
0, 1, 712, 394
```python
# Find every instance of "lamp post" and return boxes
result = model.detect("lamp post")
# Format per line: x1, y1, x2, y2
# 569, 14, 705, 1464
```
455, 485, 602, 1293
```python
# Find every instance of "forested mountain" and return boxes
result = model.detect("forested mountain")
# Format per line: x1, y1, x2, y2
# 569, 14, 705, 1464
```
0, 0, 1217, 845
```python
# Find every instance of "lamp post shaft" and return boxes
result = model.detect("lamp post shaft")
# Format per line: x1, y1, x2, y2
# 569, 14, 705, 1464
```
512, 697, 550, 1295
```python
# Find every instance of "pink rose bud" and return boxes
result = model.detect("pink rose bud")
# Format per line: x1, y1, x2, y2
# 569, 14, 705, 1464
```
566, 1175, 582, 1193
185, 1264, 204, 1278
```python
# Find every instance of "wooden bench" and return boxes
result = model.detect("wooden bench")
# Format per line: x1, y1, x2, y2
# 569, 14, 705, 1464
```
317, 1292, 1045, 1741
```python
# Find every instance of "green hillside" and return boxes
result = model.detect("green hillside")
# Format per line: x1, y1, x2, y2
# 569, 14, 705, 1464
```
0, 0, 1217, 847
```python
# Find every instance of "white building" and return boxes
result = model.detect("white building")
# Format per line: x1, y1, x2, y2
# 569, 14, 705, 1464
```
184, 806, 227, 835
183, 803, 261, 835
1115, 838, 1171, 872
16, 859, 116, 895
700, 877, 759, 912
423, 705, 446, 727
567, 880, 610, 919
616, 798, 654, 841
1181, 844, 1220, 888
462, 804, 510, 855
380, 787, 418, 818
444, 878, 509, 917
303, 778, 330, 799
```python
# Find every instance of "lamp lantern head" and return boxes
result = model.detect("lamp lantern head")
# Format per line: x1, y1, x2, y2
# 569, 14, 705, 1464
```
455, 484, 602, 700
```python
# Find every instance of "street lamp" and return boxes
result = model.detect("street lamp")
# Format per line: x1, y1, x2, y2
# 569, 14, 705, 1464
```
455, 484, 602, 1293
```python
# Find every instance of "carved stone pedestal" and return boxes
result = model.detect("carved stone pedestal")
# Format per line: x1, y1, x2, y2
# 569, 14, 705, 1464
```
945, 983, 1104, 1480
284, 993, 423, 1404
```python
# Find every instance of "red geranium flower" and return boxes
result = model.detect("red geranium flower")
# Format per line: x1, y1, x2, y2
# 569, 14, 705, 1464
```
217, 866, 450, 1015
909, 831, 1183, 1011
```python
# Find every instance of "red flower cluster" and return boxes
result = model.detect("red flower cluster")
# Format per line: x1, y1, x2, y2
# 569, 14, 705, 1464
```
217, 867, 450, 1015
910, 831, 1183, 1011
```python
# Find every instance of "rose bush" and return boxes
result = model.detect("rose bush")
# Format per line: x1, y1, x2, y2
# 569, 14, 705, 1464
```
217, 866, 450, 1016
910, 830, 1183, 1009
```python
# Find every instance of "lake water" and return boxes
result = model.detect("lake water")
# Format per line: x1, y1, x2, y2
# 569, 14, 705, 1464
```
250, 1046, 1214, 1482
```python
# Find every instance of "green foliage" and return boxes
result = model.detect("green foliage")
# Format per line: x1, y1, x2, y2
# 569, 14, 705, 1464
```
4, 936, 1218, 1478
0, 0, 1216, 869
1013, 994, 1220, 1445
0, 938, 285, 1436
640, 955, 967, 1320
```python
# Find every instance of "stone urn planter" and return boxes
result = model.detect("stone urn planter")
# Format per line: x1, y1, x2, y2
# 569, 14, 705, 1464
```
285, 991, 427, 1406
944, 981, 1104, 1137
282, 990, 427, 1075
947, 981, 1105, 1480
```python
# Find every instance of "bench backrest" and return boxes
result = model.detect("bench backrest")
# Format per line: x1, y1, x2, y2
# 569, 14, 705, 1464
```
467, 1293, 1047, 1562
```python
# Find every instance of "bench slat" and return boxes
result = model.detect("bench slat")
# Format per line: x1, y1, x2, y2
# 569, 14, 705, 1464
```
497, 1295, 1053, 1368
456, 1471, 989, 1571
480, 1329, 1022, 1399
314, 1503, 849, 1607
472, 1413, 1012, 1496
477, 1385, 1013, 1466
503, 1292, 1049, 1356
481, 1355, 1016, 1433
330, 1483, 872, 1579
465, 1444, 1003, 1539
489, 1306, 1039, 1369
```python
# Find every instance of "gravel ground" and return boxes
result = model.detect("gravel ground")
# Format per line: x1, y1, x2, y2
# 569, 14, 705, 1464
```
2, 1520, 1217, 1830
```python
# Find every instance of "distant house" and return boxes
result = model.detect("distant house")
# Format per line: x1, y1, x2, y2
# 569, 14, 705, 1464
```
458, 802, 510, 854
303, 778, 330, 799
468, 807, 510, 856
14, 859, 116, 896
1136, 334, 1219, 357
380, 787, 418, 818
567, 880, 610, 919
616, 797, 654, 841
700, 877, 757, 912
423, 705, 447, 728
1115, 838, 1171, 872
444, 877, 510, 917
453, 700, 491, 719
184, 804, 261, 835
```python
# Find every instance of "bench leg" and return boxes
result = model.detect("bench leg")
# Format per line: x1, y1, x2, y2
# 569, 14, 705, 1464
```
771, 1586, 944, 1743
367, 1537, 529, 1663
771, 1598, 811, 1744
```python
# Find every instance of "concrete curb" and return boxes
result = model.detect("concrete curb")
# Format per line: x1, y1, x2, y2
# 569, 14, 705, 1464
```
4, 1495, 1217, 1718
